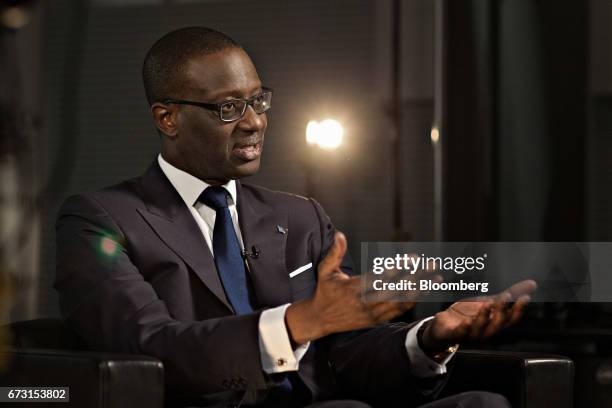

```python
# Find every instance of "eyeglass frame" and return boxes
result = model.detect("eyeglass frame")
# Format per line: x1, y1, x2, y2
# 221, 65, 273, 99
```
161, 86, 273, 123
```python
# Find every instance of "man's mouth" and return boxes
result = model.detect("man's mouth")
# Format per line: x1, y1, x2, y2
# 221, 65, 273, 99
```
232, 140, 263, 162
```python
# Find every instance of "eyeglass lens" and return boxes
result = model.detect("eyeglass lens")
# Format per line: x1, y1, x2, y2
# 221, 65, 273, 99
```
220, 92, 272, 121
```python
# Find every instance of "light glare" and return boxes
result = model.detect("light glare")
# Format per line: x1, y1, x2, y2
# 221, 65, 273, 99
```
305, 119, 344, 150
431, 127, 440, 143
100, 237, 118, 257
306, 121, 319, 145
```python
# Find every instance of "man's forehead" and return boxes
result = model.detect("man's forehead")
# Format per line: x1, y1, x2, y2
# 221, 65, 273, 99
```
183, 48, 262, 99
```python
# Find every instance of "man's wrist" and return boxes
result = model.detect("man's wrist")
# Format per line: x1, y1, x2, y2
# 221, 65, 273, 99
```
285, 299, 325, 345
417, 321, 458, 362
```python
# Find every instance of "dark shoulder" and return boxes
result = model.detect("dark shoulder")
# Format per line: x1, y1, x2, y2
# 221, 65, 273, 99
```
240, 183, 314, 211
238, 182, 329, 224
239, 183, 310, 207
59, 177, 143, 218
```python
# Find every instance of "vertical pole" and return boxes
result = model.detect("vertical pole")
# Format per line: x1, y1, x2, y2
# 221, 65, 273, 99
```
432, 0, 445, 242
391, 0, 403, 240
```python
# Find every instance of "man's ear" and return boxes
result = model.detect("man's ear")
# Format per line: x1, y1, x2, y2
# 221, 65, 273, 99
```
151, 102, 179, 138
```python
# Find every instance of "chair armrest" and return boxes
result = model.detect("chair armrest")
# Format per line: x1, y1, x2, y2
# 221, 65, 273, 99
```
0, 348, 164, 408
441, 350, 573, 408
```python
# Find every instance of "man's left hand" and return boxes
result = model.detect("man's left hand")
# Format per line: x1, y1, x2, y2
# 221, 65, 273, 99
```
419, 280, 537, 354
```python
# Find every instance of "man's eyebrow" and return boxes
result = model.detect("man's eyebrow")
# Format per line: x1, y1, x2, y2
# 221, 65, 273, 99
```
208, 84, 263, 101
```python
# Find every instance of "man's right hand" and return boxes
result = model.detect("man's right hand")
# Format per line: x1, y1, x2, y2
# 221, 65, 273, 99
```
285, 232, 416, 345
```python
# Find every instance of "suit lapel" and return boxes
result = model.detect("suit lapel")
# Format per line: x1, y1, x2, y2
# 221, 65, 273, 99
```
136, 161, 232, 312
237, 182, 293, 308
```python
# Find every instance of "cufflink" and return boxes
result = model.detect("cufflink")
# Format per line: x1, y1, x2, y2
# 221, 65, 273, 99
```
276, 225, 287, 234
276, 358, 287, 366
433, 344, 459, 363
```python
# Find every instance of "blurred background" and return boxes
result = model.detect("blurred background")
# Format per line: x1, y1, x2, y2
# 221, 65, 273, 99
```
1, 0, 611, 404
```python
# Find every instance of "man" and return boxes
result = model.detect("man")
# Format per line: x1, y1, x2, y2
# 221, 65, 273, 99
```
55, 27, 535, 408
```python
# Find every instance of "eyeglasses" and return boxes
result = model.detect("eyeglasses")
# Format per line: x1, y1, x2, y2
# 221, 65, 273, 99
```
162, 87, 272, 123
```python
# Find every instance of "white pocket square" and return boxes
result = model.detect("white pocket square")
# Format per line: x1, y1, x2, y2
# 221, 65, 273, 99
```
289, 263, 312, 278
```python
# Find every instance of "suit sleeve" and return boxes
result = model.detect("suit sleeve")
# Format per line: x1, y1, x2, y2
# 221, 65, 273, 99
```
54, 194, 269, 397
308, 198, 448, 405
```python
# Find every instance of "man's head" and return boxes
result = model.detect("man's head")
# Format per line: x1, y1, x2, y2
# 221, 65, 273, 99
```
143, 27, 268, 185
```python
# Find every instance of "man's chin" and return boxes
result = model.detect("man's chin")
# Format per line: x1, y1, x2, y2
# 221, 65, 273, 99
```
230, 159, 261, 179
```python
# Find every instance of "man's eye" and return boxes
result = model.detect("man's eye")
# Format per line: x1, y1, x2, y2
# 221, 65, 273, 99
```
221, 103, 236, 114
253, 94, 266, 108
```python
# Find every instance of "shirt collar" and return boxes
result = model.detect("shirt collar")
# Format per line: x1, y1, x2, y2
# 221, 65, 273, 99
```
157, 154, 237, 207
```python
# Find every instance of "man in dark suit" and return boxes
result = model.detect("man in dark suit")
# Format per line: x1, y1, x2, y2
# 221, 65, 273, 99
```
55, 27, 534, 408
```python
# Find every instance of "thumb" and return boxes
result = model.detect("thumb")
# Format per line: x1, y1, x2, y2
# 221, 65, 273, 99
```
317, 232, 347, 279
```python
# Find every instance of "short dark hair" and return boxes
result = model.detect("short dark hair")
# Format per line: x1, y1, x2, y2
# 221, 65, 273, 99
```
142, 27, 240, 105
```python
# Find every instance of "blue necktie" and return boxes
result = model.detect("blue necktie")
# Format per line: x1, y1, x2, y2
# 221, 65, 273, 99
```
199, 186, 253, 314
200, 186, 294, 400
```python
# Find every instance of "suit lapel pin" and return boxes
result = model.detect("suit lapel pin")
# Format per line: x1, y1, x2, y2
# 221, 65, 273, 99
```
276, 225, 287, 234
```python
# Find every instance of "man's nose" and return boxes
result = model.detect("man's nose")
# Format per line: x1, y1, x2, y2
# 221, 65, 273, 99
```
237, 105, 266, 131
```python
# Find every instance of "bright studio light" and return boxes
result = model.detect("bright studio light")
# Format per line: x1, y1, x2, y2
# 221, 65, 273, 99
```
305, 119, 344, 150
430, 126, 440, 144
306, 121, 319, 146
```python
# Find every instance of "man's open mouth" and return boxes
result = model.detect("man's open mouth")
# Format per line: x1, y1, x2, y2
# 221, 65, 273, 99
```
232, 141, 262, 161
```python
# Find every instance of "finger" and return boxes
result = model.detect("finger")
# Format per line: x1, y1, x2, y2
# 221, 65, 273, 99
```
317, 232, 348, 279
377, 304, 415, 322
505, 280, 538, 300
407, 254, 438, 277
412, 263, 440, 280
492, 290, 512, 303
402, 274, 443, 302
369, 301, 414, 322
506, 294, 531, 327
449, 300, 482, 318
482, 295, 512, 338
494, 291, 512, 313
468, 302, 492, 340
384, 267, 402, 282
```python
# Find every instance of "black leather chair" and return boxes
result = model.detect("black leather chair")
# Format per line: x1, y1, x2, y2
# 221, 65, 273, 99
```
1, 319, 164, 408
0, 319, 573, 408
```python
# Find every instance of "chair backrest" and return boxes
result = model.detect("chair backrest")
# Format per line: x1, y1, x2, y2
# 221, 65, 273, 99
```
7, 318, 88, 350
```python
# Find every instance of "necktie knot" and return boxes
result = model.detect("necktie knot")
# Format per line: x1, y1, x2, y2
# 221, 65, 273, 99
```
199, 186, 229, 210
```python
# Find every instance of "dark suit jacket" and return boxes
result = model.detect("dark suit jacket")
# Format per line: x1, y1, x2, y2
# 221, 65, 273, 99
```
55, 161, 444, 407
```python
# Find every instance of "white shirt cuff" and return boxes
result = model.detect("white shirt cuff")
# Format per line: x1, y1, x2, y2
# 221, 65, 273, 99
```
405, 316, 456, 378
259, 303, 310, 373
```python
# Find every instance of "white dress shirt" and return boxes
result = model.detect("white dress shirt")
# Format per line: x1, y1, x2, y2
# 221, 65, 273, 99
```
157, 154, 453, 377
